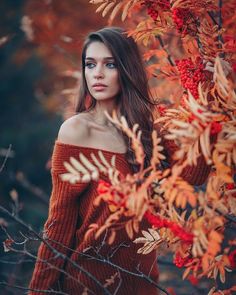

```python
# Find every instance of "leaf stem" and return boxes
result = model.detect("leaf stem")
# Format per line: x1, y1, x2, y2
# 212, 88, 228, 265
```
156, 35, 175, 66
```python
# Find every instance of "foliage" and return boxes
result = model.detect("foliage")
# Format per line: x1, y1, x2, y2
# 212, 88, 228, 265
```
65, 0, 236, 293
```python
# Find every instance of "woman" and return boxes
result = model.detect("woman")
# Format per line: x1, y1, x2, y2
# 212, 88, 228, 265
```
29, 27, 159, 295
29, 27, 210, 295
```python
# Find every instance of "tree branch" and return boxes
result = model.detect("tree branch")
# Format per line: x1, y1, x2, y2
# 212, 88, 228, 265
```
0, 205, 113, 295
32, 236, 170, 295
0, 144, 13, 173
156, 35, 175, 67
0, 281, 69, 294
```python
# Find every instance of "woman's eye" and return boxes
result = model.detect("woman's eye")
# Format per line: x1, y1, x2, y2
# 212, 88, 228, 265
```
85, 62, 95, 69
106, 62, 116, 69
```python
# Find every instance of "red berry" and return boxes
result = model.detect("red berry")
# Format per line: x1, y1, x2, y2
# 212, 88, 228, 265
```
210, 122, 222, 135
226, 183, 235, 190
144, 0, 170, 20
229, 250, 236, 269
172, 8, 198, 37
175, 57, 206, 99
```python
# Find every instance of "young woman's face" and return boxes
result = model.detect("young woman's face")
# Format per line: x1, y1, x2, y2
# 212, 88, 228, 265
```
84, 41, 120, 102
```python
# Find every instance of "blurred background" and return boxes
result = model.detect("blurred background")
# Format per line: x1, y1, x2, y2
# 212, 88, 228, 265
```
0, 0, 113, 293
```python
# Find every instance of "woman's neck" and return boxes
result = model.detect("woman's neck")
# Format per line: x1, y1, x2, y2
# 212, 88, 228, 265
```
90, 100, 119, 127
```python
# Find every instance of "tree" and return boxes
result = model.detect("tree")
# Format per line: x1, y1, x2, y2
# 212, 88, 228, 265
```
79, 1, 236, 294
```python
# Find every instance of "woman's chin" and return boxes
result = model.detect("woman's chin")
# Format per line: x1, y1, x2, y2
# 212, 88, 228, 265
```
92, 95, 117, 102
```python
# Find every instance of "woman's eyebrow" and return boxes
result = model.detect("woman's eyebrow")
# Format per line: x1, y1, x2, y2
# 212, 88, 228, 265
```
85, 57, 115, 60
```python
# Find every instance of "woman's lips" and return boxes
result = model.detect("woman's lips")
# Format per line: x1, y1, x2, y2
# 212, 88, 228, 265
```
92, 84, 107, 91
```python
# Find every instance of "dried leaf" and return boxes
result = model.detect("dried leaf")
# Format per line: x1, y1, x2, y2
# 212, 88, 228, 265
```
102, 1, 116, 17
3, 238, 14, 252
122, 0, 134, 21
109, 2, 122, 20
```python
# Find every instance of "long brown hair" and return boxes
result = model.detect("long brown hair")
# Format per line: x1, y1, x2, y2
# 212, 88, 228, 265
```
76, 27, 155, 172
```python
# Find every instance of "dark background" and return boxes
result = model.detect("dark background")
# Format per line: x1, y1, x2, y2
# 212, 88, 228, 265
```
0, 1, 109, 293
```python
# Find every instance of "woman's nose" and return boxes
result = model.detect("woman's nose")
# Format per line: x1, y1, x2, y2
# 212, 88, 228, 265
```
94, 64, 104, 79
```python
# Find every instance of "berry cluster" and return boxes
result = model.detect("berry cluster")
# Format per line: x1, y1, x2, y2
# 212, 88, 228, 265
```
97, 180, 111, 194
189, 114, 223, 135
229, 250, 236, 269
144, 210, 194, 243
97, 180, 126, 208
143, 0, 170, 21
143, 0, 159, 20
157, 0, 170, 10
187, 275, 199, 286
210, 121, 222, 135
225, 183, 236, 199
172, 8, 198, 37
176, 57, 205, 99
157, 104, 167, 116
174, 252, 193, 268
226, 183, 235, 190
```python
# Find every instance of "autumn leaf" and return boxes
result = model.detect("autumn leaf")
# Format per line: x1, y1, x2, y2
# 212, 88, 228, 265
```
133, 228, 163, 254
3, 238, 14, 252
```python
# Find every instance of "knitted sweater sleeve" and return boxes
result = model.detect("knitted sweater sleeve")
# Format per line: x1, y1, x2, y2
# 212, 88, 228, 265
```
28, 143, 90, 294
163, 138, 211, 185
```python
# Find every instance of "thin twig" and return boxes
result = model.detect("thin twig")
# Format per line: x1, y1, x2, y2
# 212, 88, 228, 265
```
113, 271, 122, 295
0, 206, 112, 295
15, 172, 49, 205
37, 236, 169, 295
215, 208, 236, 224
0, 282, 69, 294
207, 11, 218, 26
80, 252, 170, 295
0, 144, 12, 173
207, 6, 224, 53
217, 0, 224, 57
218, 0, 223, 31
6, 245, 97, 295
156, 35, 175, 66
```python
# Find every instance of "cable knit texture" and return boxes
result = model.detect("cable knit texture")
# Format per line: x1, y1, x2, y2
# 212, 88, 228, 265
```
29, 140, 210, 295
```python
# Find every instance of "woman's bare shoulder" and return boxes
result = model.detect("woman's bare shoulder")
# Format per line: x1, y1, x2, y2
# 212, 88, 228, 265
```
57, 114, 90, 145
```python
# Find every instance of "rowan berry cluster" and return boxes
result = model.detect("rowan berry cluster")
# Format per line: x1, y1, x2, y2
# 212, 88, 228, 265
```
157, 104, 167, 116
97, 180, 126, 208
188, 112, 222, 135
144, 210, 194, 243
210, 121, 222, 135
229, 250, 236, 269
143, 0, 170, 21
157, 0, 170, 10
143, 0, 159, 20
172, 8, 198, 37
174, 252, 193, 268
176, 57, 205, 99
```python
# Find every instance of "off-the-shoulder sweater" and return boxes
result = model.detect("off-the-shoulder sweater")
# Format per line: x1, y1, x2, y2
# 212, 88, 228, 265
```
29, 140, 210, 295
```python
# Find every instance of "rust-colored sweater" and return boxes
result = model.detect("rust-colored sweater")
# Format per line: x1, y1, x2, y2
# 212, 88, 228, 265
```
29, 140, 210, 295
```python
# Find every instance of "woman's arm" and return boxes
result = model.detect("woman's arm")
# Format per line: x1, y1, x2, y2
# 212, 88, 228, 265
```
29, 119, 89, 294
